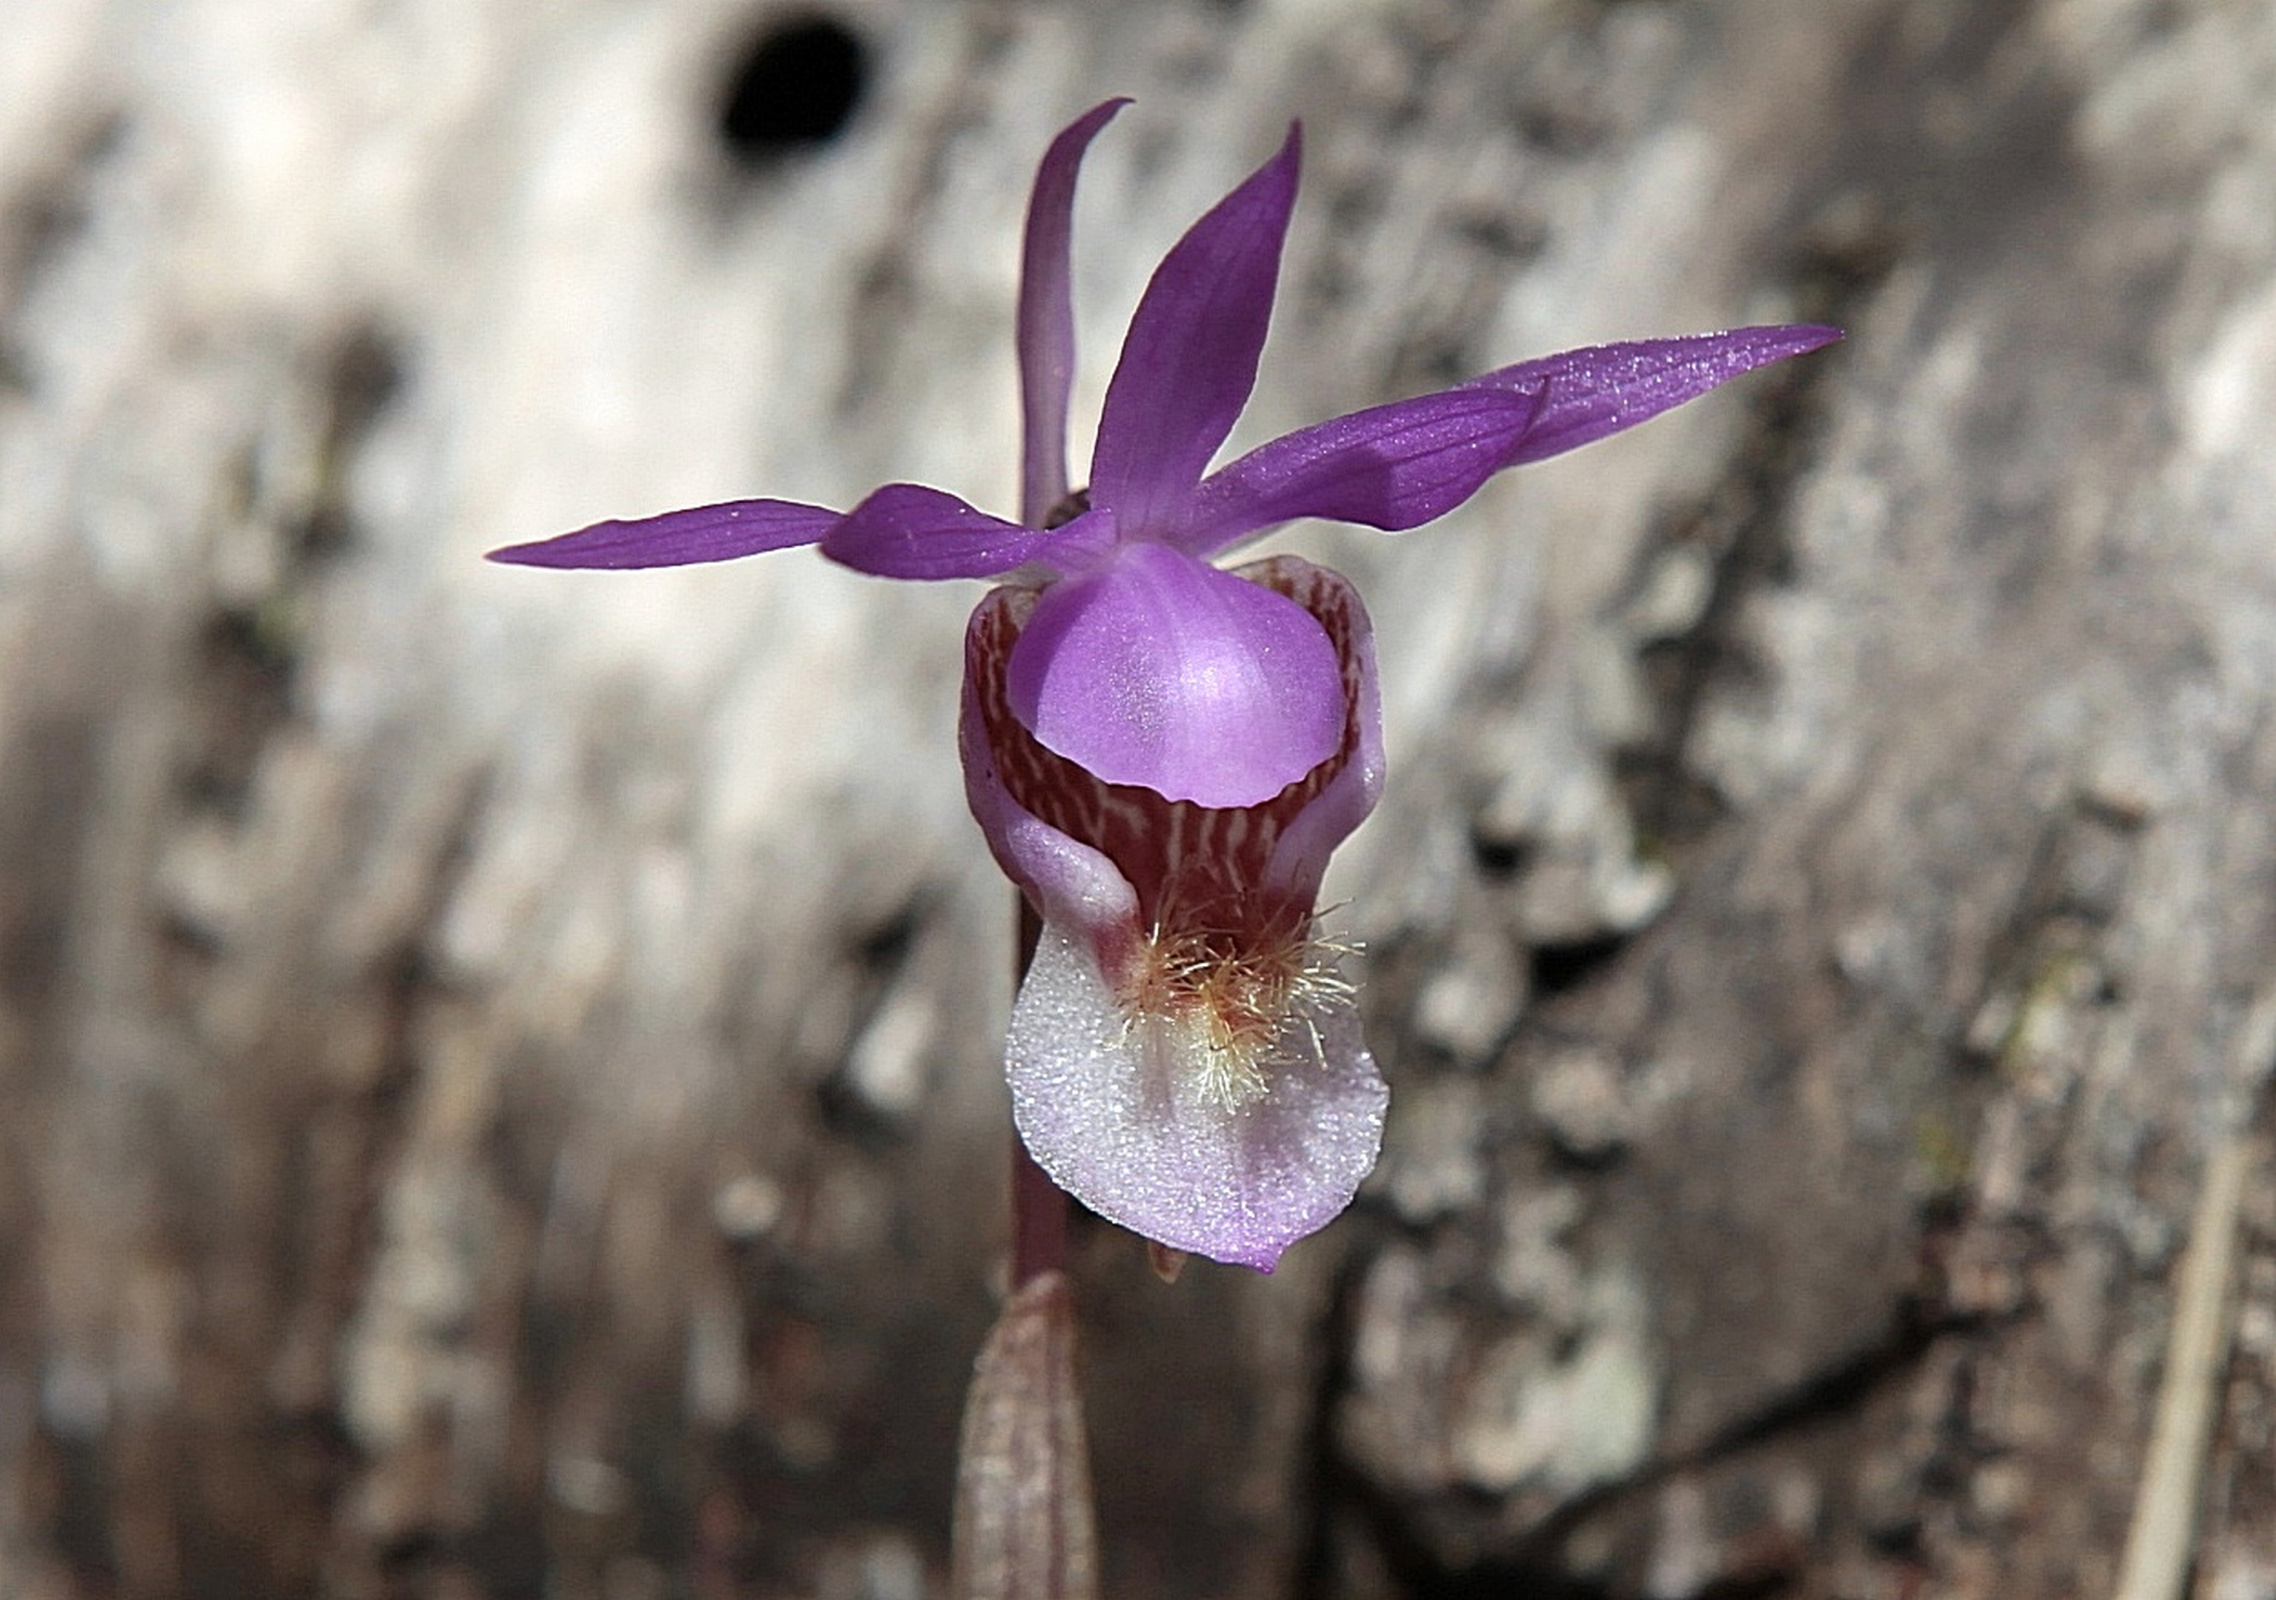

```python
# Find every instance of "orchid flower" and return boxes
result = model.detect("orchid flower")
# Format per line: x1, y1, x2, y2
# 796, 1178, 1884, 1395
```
492, 99, 1839, 1271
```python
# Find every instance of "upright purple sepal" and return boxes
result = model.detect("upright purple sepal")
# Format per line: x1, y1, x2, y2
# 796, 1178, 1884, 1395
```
1087, 126, 1301, 537
1474, 324, 1843, 467
1018, 100, 1128, 527
486, 498, 839, 569
1005, 542, 1345, 808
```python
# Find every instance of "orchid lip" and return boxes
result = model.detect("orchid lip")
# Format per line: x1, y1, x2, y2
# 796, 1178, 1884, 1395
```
1006, 919, 1387, 1272
964, 556, 1389, 1268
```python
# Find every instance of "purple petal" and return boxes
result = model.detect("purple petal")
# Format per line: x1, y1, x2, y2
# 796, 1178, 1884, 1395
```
486, 498, 838, 569
1006, 542, 1343, 807
1087, 126, 1300, 537
1006, 920, 1387, 1272
1018, 100, 1128, 527
1469, 324, 1843, 466
822, 484, 1113, 580
1172, 386, 1548, 557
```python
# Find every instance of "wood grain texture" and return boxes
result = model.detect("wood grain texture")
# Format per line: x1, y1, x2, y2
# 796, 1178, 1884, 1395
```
3, 1, 2274, 1597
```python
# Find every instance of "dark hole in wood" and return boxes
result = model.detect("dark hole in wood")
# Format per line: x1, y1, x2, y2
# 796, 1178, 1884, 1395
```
1469, 828, 1533, 879
1529, 932, 1630, 996
717, 14, 867, 162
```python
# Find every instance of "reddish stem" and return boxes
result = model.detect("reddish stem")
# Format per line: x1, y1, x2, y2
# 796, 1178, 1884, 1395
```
1010, 897, 1068, 1287
1011, 1130, 1067, 1287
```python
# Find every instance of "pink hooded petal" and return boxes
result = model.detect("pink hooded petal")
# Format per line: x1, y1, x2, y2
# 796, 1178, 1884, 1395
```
1006, 921, 1387, 1272
1018, 100, 1128, 526
822, 484, 1112, 580
1471, 324, 1843, 466
1087, 126, 1301, 538
1171, 386, 1547, 558
1005, 541, 1343, 808
486, 498, 838, 569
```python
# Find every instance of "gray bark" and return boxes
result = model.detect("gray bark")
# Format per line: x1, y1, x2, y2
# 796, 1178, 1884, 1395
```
3, 1, 2275, 1597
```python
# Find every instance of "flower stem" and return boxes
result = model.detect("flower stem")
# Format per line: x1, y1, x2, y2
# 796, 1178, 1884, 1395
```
1010, 897, 1069, 1286
1012, 1130, 1068, 1286
949, 896, 1098, 1600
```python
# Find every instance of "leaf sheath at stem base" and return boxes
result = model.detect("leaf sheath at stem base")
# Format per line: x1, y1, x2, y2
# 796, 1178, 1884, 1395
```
950, 1272, 1098, 1600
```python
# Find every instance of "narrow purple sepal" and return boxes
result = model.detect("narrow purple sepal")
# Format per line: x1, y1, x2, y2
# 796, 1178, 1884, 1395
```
1086, 126, 1301, 538
821, 484, 1107, 580
1005, 542, 1344, 807
1007, 922, 1387, 1273
486, 498, 839, 569
1171, 386, 1548, 557
1471, 324, 1843, 467
1018, 100, 1128, 527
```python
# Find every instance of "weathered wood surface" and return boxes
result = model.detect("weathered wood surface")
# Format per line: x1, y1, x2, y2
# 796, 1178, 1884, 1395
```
5, 1, 2276, 1597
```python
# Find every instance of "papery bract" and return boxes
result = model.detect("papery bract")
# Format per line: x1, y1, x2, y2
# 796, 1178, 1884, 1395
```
489, 97, 1841, 1269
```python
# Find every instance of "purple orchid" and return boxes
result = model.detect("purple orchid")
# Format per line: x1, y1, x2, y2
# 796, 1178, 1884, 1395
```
492, 100, 1839, 1271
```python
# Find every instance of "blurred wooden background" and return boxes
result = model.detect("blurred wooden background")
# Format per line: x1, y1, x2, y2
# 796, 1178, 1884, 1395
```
5, 1, 2276, 1596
